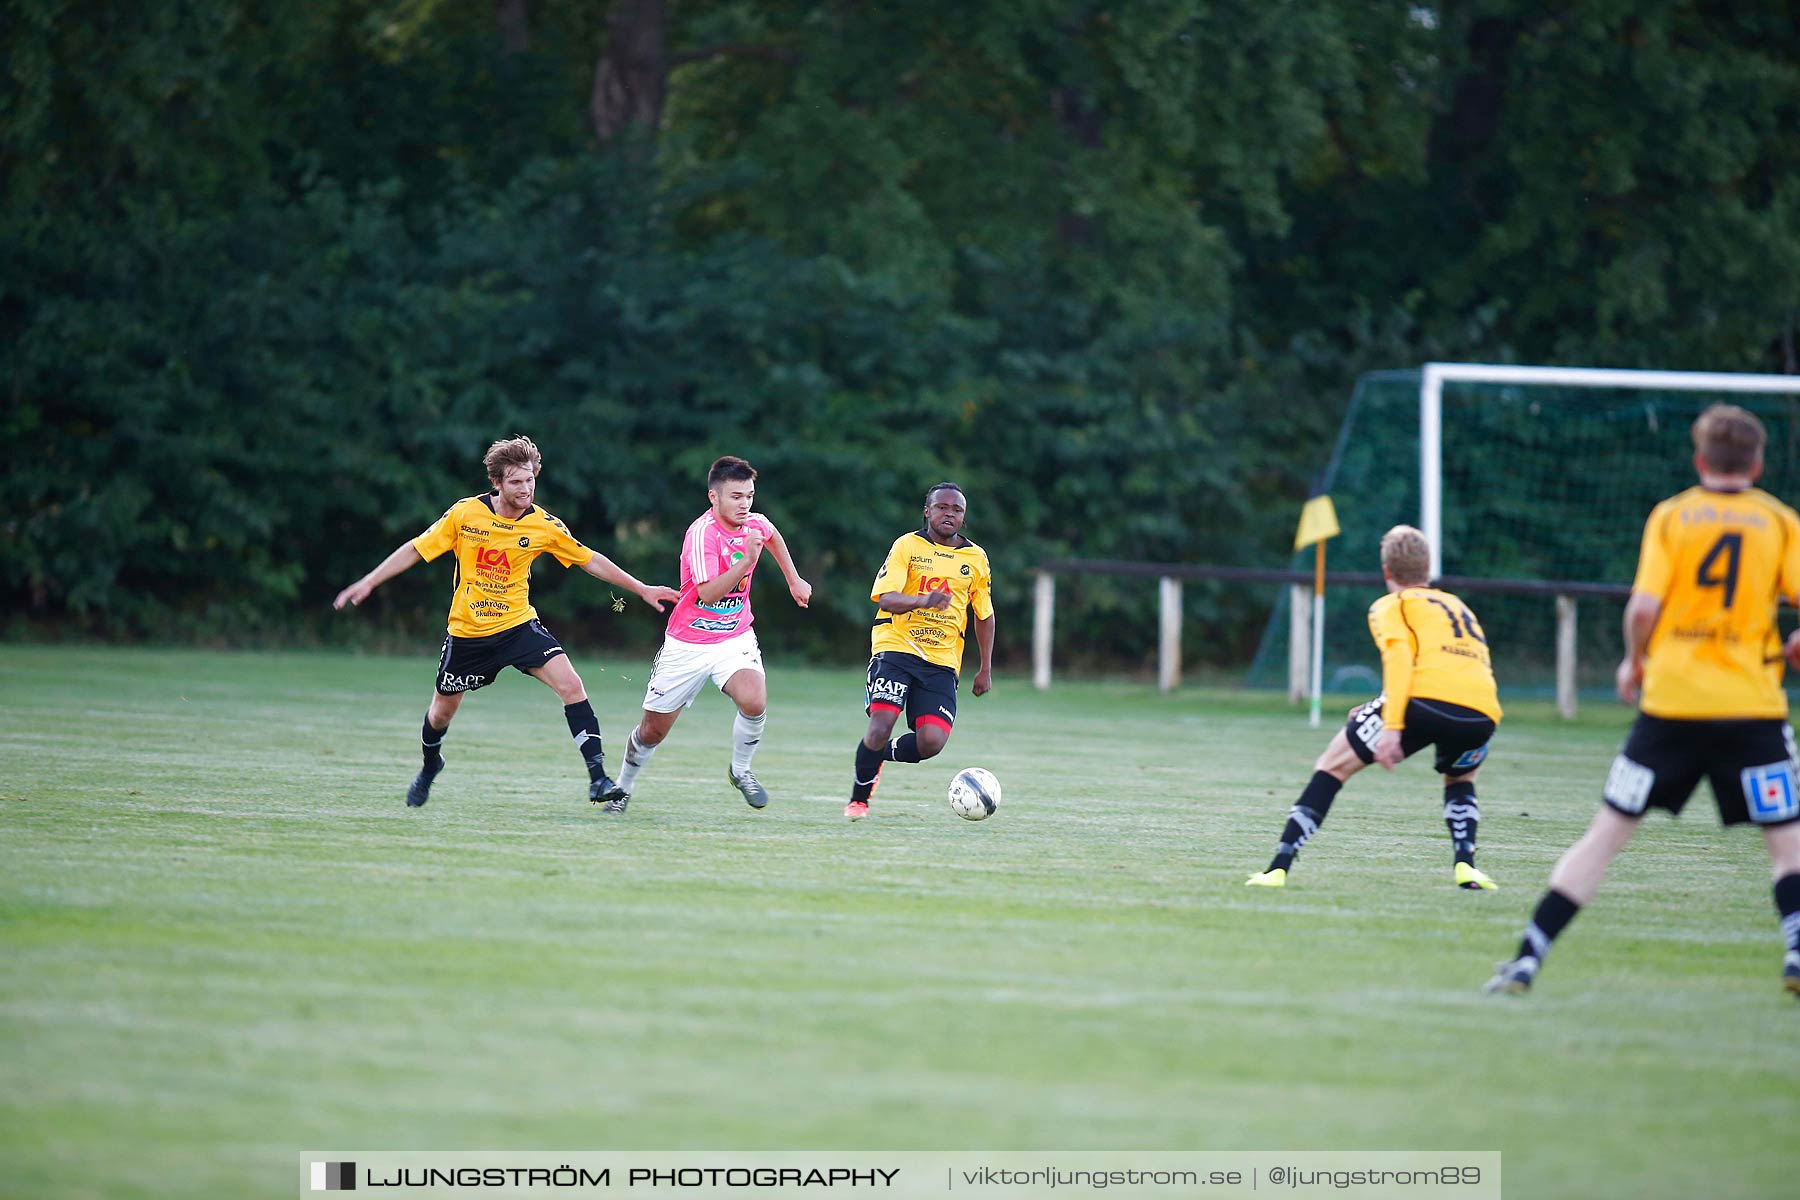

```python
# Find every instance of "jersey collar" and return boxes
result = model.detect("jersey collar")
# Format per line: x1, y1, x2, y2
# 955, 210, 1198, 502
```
917, 525, 970, 549
481, 493, 537, 521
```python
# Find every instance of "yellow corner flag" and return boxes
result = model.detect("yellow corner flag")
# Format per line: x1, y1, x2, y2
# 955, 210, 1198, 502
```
1294, 494, 1340, 551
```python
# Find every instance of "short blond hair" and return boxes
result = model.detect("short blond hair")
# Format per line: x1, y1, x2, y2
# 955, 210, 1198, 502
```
483, 435, 542, 484
1380, 525, 1431, 585
1691, 404, 1765, 475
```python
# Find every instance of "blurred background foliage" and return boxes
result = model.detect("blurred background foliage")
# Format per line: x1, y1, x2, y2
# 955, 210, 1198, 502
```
6, 1, 1799, 665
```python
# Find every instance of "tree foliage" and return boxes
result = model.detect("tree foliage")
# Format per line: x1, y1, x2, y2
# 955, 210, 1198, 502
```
6, 1, 1798, 662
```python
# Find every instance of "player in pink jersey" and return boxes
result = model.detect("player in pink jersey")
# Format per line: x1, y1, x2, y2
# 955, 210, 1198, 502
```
601, 456, 813, 813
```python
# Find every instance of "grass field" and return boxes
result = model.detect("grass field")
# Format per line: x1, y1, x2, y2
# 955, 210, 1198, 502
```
3, 645, 1797, 1199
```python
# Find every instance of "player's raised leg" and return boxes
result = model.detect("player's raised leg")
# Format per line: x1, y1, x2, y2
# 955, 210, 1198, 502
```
885, 714, 952, 763
1246, 725, 1366, 887
408, 690, 463, 807
722, 667, 770, 808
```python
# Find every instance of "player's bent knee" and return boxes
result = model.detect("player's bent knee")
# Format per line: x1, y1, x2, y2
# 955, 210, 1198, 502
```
1315, 734, 1364, 779
637, 712, 677, 746
916, 726, 951, 759
864, 710, 900, 747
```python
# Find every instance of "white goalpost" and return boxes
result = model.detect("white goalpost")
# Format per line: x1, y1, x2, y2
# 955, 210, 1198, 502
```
1418, 363, 1800, 580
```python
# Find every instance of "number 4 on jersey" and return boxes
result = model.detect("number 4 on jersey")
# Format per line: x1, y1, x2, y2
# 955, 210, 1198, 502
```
1697, 532, 1742, 608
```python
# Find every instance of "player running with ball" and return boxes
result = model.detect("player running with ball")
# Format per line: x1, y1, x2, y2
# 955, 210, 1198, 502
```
845, 483, 995, 820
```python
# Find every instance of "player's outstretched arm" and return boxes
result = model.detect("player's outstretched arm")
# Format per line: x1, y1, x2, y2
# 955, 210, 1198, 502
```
972, 613, 995, 696
763, 527, 812, 608
579, 551, 680, 612
334, 542, 423, 610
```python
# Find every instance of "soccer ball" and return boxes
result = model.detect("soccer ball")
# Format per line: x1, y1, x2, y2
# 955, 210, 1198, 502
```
948, 767, 1001, 821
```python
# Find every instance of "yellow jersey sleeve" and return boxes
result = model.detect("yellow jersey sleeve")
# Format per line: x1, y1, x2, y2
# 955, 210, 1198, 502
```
970, 550, 994, 621
1781, 504, 1800, 605
1367, 594, 1418, 729
869, 537, 912, 601
412, 499, 470, 562
535, 508, 593, 569
1629, 501, 1676, 599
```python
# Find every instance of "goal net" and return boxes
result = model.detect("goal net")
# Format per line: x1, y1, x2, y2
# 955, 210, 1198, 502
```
1247, 364, 1800, 700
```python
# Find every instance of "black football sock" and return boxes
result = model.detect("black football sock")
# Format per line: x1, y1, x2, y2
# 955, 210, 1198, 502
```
1444, 780, 1480, 867
1776, 873, 1800, 957
1269, 771, 1342, 872
564, 700, 606, 782
850, 741, 885, 804
421, 719, 447, 766
1513, 888, 1581, 966
886, 733, 923, 764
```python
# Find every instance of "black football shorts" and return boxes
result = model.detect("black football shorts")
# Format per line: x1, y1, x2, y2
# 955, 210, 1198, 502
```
1345, 693, 1497, 775
865, 651, 959, 734
434, 618, 566, 695
1602, 714, 1800, 826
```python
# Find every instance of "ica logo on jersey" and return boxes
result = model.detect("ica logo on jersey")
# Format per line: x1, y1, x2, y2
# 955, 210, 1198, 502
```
474, 547, 512, 582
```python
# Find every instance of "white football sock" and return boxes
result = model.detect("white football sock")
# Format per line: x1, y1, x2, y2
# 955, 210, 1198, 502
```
617, 728, 657, 793
731, 711, 766, 774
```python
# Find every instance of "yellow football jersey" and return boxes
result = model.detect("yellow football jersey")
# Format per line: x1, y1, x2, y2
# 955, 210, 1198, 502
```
1368, 587, 1502, 727
1633, 486, 1800, 719
868, 531, 994, 672
412, 496, 593, 638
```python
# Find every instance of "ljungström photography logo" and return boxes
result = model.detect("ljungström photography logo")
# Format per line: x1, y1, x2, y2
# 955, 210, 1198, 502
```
309, 1161, 356, 1191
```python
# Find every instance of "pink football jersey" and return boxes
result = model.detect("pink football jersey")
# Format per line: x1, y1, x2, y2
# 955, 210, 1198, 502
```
665, 511, 778, 644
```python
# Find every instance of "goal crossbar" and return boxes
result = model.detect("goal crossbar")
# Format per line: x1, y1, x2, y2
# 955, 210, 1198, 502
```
1419, 362, 1800, 579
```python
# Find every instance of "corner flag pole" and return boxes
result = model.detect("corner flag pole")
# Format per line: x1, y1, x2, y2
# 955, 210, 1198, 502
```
1293, 491, 1340, 729
1310, 540, 1326, 728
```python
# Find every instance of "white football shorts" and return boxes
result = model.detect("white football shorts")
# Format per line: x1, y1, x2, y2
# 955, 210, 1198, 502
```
641, 632, 764, 712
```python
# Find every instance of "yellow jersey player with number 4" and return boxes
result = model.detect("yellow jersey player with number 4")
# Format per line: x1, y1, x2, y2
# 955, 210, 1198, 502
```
1246, 525, 1504, 889
1489, 404, 1800, 997
845, 483, 995, 820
